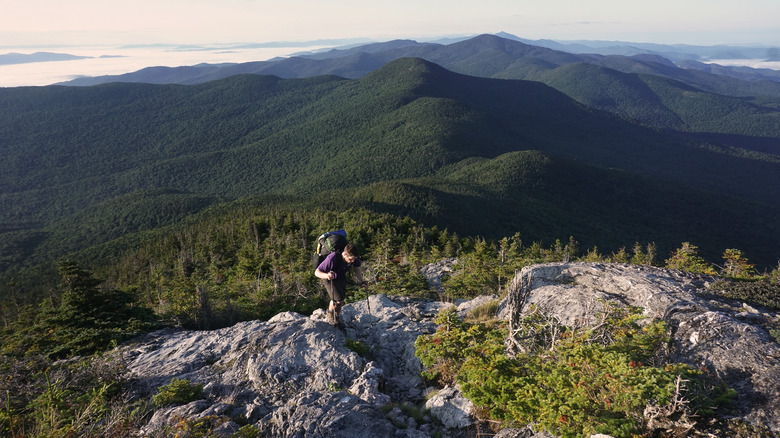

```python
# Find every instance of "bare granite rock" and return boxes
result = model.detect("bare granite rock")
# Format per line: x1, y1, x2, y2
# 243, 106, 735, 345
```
261, 391, 402, 438
420, 257, 458, 299
501, 262, 780, 434
424, 385, 475, 429
123, 294, 457, 437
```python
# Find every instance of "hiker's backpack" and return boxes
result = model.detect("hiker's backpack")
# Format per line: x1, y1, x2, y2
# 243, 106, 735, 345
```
312, 229, 348, 269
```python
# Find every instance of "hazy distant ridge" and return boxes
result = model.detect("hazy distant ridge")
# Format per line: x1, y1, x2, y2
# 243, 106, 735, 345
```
57, 33, 780, 86
0, 52, 91, 65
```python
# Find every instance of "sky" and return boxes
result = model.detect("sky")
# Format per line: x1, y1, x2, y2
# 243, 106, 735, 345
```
2, 0, 780, 86
3, 0, 779, 47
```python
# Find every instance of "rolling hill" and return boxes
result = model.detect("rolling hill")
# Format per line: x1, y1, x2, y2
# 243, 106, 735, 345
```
2, 57, 779, 273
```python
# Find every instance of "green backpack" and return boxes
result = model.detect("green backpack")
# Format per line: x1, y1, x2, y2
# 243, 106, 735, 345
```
312, 229, 348, 269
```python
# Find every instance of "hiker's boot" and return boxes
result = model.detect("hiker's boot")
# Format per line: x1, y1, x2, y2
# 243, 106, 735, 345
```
334, 301, 344, 327
327, 307, 336, 325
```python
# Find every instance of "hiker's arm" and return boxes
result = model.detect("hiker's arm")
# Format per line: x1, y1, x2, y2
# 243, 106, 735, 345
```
315, 269, 334, 280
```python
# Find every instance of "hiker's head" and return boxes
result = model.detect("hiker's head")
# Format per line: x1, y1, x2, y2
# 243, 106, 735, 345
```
342, 243, 359, 263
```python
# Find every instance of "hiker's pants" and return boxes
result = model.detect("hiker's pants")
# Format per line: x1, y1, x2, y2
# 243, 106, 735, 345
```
323, 277, 347, 302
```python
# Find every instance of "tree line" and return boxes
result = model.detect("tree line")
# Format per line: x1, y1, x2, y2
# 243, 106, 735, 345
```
2, 205, 777, 359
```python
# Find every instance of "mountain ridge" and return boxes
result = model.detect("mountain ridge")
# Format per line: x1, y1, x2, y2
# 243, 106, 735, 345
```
57, 34, 780, 137
56, 34, 780, 93
2, 56, 780, 275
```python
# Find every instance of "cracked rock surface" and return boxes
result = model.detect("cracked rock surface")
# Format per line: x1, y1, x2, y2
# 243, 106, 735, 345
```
126, 294, 474, 437
501, 262, 780, 434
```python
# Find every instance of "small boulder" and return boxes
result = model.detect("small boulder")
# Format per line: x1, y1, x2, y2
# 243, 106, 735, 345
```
424, 385, 474, 429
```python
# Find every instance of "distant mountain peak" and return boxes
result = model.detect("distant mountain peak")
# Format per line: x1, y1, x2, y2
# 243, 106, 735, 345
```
361, 56, 451, 86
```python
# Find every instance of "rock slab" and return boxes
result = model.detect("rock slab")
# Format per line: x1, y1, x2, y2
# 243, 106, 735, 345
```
125, 294, 456, 437
501, 262, 780, 434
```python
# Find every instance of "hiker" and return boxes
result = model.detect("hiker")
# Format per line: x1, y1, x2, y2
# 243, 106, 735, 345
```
314, 243, 366, 325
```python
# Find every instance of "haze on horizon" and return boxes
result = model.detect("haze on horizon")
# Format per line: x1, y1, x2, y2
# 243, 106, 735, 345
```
2, 0, 779, 86
5, 0, 780, 47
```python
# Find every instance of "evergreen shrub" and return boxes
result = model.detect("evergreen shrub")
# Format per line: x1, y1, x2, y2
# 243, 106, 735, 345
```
152, 378, 204, 408
415, 306, 736, 437
708, 278, 780, 311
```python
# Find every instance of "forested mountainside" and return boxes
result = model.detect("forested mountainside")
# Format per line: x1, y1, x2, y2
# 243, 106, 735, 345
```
2, 57, 779, 280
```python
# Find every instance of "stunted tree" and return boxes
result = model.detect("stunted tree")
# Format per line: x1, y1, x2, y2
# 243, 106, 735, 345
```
721, 249, 755, 279
10, 260, 157, 358
630, 242, 657, 266
664, 242, 716, 275
56, 260, 105, 324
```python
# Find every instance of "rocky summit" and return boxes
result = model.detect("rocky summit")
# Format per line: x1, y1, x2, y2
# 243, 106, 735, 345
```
119, 262, 780, 437
122, 293, 490, 437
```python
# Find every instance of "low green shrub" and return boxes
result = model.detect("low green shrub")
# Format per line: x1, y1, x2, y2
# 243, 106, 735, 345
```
708, 278, 780, 311
415, 306, 736, 438
345, 338, 373, 359
162, 414, 231, 438
235, 424, 261, 437
152, 378, 204, 408
399, 401, 428, 425
0, 354, 149, 438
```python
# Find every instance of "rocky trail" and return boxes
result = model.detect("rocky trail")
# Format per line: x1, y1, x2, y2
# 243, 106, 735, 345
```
124, 293, 492, 437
